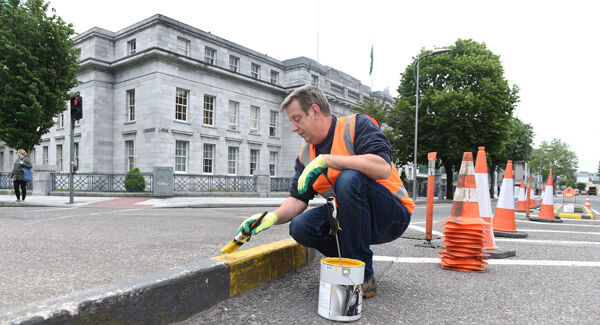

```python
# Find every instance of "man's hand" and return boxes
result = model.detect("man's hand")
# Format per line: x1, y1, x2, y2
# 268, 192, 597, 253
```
237, 212, 278, 236
297, 155, 328, 194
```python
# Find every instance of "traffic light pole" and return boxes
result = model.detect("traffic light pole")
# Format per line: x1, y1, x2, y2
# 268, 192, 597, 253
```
69, 115, 74, 204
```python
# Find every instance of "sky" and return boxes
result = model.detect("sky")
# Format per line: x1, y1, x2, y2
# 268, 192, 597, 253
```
47, 0, 600, 173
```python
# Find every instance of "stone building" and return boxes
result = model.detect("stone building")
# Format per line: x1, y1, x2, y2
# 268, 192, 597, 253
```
0, 14, 391, 177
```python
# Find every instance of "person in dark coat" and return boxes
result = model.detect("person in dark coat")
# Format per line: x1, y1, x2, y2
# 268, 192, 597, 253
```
10, 149, 33, 202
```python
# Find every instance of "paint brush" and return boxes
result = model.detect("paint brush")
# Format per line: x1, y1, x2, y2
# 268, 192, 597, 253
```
220, 212, 267, 254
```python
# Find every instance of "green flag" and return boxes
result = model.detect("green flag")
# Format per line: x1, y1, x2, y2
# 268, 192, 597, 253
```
369, 45, 374, 75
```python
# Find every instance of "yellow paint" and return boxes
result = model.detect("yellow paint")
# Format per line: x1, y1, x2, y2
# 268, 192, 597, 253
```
321, 257, 365, 267
212, 238, 308, 297
219, 240, 241, 254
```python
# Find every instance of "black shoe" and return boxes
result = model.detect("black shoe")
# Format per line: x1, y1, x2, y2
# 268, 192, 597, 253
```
363, 276, 377, 298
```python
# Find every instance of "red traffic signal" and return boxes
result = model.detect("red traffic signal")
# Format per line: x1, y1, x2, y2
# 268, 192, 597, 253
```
70, 95, 82, 120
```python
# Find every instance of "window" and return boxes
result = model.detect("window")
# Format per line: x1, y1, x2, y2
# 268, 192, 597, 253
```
125, 140, 135, 171
43, 146, 48, 165
0, 152, 3, 170
250, 149, 259, 175
30, 148, 35, 164
175, 88, 189, 121
203, 95, 215, 126
227, 146, 238, 175
74, 142, 79, 168
251, 63, 260, 79
228, 100, 239, 130
126, 89, 135, 121
269, 110, 279, 137
348, 90, 360, 101
311, 74, 319, 87
229, 55, 239, 72
56, 144, 63, 172
331, 83, 344, 94
127, 39, 136, 55
175, 140, 188, 172
269, 151, 278, 176
205, 47, 216, 65
250, 106, 260, 134
270, 70, 279, 85
58, 113, 64, 129
203, 144, 215, 174
177, 37, 190, 56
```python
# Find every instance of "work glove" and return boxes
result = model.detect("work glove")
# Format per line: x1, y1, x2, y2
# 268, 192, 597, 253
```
297, 155, 328, 194
237, 212, 278, 236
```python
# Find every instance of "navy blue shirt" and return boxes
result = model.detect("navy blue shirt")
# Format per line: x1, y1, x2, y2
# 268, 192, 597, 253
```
289, 114, 393, 204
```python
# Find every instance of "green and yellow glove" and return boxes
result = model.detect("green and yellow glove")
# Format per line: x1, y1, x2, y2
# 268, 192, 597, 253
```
237, 212, 278, 236
297, 155, 328, 194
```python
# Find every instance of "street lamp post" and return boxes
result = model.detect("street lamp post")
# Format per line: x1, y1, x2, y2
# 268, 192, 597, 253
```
413, 49, 450, 199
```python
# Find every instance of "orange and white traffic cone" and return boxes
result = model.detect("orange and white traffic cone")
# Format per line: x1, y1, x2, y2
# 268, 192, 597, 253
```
438, 152, 489, 272
540, 187, 544, 206
529, 184, 537, 208
474, 147, 497, 251
529, 173, 562, 223
474, 147, 515, 258
493, 161, 528, 238
516, 180, 528, 212
585, 196, 591, 210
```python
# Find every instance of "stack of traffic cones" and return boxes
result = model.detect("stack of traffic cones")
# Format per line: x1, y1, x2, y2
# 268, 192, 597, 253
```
516, 180, 528, 212
475, 148, 515, 258
529, 173, 562, 223
493, 161, 528, 238
439, 152, 489, 272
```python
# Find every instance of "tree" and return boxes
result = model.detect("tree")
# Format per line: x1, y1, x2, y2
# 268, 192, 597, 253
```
487, 116, 534, 194
0, 0, 79, 152
388, 39, 519, 199
529, 138, 578, 193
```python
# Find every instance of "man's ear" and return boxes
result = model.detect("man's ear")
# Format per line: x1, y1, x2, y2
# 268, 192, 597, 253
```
310, 104, 321, 118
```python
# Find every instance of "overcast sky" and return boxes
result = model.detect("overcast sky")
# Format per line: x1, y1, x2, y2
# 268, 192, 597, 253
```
48, 0, 600, 173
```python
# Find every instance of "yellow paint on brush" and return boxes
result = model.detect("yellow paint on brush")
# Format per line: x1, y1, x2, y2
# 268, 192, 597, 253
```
219, 240, 242, 254
212, 238, 307, 297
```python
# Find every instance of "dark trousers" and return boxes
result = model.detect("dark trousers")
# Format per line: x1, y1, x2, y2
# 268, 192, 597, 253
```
289, 170, 412, 280
13, 180, 27, 200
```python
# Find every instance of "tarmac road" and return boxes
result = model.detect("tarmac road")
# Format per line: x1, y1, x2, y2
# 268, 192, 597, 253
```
177, 196, 600, 324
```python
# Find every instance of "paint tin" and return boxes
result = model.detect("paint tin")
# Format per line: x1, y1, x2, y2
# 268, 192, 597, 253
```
318, 257, 365, 322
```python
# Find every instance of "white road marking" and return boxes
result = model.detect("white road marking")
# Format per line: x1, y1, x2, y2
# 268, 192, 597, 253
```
373, 256, 600, 267
592, 208, 599, 214
408, 224, 442, 235
516, 228, 599, 235
414, 204, 452, 209
25, 207, 76, 212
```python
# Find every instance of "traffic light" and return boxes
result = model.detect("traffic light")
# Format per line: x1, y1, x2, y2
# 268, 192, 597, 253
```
70, 95, 82, 120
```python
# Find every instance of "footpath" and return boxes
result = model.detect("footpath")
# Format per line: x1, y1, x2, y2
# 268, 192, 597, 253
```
0, 194, 449, 324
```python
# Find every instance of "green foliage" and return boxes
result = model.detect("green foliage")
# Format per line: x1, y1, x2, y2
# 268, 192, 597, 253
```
377, 39, 519, 198
124, 168, 146, 192
529, 138, 578, 182
575, 182, 586, 191
489, 117, 534, 168
0, 0, 80, 151
400, 169, 408, 185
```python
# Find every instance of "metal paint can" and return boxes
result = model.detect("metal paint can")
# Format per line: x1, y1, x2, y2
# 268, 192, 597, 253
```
318, 257, 365, 322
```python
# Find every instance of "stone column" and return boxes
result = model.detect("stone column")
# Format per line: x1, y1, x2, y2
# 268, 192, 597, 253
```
255, 172, 271, 198
33, 164, 57, 195
153, 167, 173, 197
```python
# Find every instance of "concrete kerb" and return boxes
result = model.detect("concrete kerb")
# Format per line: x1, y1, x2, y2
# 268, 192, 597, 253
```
0, 238, 316, 325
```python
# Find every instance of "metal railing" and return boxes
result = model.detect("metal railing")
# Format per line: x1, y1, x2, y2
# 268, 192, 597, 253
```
270, 177, 292, 192
174, 174, 256, 192
1, 172, 33, 190
52, 173, 153, 192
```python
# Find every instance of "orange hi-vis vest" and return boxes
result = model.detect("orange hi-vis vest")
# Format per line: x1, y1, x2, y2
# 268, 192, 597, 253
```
298, 114, 415, 214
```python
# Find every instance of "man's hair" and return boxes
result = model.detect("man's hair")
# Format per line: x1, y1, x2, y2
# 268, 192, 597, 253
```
280, 85, 331, 115
17, 149, 27, 157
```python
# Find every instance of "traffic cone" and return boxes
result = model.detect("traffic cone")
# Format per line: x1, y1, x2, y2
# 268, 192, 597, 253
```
516, 180, 528, 211
493, 161, 528, 238
540, 186, 545, 206
529, 173, 562, 223
585, 196, 591, 210
438, 152, 489, 273
529, 184, 537, 208
474, 147, 497, 251
474, 147, 515, 258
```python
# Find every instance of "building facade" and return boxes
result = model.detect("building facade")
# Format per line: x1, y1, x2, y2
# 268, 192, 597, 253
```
0, 14, 391, 177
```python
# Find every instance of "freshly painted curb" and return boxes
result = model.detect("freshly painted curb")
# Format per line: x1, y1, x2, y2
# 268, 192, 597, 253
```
0, 238, 314, 325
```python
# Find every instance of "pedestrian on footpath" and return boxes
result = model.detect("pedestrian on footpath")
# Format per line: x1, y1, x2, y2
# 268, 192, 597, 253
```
235, 86, 414, 298
10, 149, 33, 202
